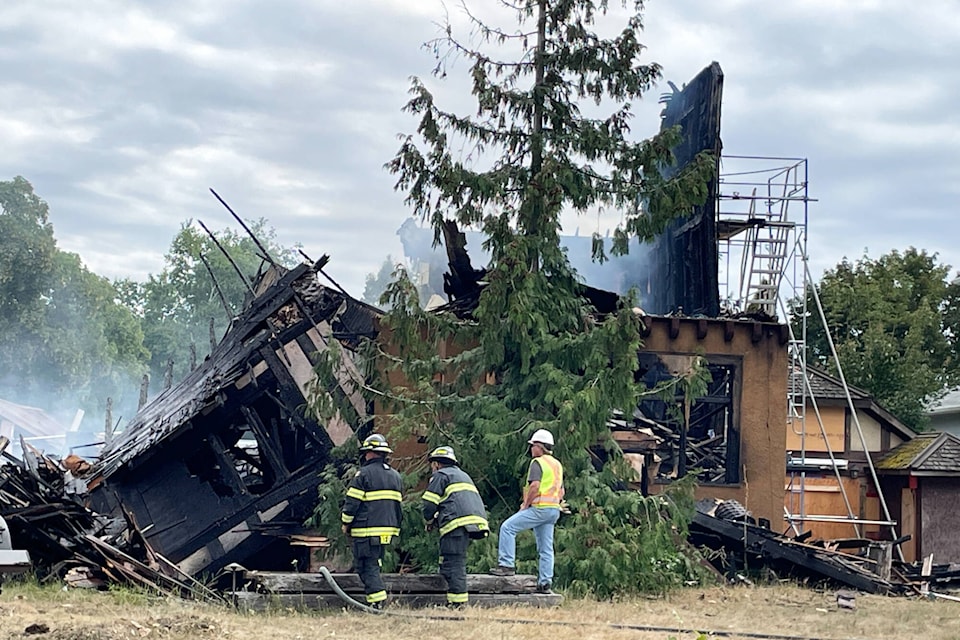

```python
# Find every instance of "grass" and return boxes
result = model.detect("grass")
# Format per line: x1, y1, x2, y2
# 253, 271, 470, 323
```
1, 579, 957, 639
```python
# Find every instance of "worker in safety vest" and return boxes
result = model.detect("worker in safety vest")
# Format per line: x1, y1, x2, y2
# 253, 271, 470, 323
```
489, 428, 564, 593
422, 445, 489, 607
341, 433, 403, 608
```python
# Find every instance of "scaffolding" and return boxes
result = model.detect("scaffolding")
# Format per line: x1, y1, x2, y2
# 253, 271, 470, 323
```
715, 155, 900, 552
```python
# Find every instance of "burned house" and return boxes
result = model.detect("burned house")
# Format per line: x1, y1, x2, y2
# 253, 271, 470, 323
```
86, 261, 379, 577
638, 315, 789, 527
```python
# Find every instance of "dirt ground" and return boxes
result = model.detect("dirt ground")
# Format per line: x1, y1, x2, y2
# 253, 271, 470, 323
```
1, 581, 958, 640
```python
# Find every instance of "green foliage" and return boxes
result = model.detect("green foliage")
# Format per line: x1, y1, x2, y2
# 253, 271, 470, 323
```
0, 177, 147, 417
557, 475, 707, 598
0, 176, 57, 327
310, 0, 714, 597
116, 220, 300, 388
791, 248, 960, 430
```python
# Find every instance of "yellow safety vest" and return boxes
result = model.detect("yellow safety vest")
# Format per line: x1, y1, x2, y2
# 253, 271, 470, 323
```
528, 454, 563, 508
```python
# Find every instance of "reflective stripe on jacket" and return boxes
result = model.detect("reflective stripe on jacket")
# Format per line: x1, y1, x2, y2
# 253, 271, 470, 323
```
529, 453, 563, 508
341, 457, 403, 540
423, 466, 489, 537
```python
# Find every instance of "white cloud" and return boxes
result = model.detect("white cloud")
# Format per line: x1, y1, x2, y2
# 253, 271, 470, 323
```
1, 0, 959, 295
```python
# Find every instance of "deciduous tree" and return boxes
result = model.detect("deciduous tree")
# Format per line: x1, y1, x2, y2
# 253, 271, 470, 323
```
793, 248, 960, 430
0, 177, 147, 419
117, 220, 299, 388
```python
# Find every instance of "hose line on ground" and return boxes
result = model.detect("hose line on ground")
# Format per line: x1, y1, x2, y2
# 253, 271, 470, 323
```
318, 566, 383, 615
316, 569, 872, 640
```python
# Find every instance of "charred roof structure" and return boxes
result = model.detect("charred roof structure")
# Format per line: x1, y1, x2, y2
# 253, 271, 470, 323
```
86, 260, 379, 577
643, 61, 723, 316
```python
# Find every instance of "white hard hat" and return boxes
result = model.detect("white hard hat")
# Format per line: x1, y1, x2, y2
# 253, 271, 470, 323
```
527, 429, 555, 447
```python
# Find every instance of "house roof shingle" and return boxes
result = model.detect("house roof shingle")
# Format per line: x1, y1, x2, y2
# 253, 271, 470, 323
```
876, 431, 960, 473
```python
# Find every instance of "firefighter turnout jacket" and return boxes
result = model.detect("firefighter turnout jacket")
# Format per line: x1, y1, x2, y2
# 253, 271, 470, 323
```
341, 457, 403, 541
423, 465, 489, 538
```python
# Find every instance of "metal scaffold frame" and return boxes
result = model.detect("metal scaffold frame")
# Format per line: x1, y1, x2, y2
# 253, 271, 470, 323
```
715, 155, 901, 553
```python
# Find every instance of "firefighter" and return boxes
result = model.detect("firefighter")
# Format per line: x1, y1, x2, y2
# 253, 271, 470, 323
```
422, 445, 489, 607
341, 433, 403, 609
489, 428, 564, 593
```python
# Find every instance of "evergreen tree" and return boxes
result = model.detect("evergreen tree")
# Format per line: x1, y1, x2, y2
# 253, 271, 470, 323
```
311, 0, 714, 596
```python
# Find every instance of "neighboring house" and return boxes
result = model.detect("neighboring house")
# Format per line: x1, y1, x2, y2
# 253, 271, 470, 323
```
925, 387, 960, 435
876, 431, 960, 564
0, 398, 66, 457
785, 367, 915, 544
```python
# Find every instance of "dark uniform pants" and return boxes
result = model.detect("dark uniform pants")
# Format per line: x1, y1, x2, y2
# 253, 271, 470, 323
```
439, 529, 469, 604
352, 537, 387, 605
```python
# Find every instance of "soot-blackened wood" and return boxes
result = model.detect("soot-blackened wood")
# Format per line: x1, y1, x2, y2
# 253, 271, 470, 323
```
690, 511, 896, 594
232, 591, 563, 610
240, 406, 289, 481
247, 571, 540, 594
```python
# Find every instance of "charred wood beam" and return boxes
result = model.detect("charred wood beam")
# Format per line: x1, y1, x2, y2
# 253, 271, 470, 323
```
264, 390, 333, 454
208, 432, 249, 496
240, 406, 290, 481
210, 188, 278, 268
138, 374, 149, 410
198, 219, 256, 297
198, 252, 234, 318
298, 249, 348, 297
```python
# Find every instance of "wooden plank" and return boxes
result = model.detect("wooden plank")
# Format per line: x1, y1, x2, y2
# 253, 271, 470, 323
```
246, 571, 539, 594
232, 591, 562, 611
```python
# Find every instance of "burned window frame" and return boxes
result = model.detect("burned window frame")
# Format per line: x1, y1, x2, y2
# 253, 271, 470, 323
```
638, 352, 742, 486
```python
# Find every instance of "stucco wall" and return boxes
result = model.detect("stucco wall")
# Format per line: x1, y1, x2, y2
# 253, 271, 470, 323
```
849, 410, 883, 452
642, 316, 788, 525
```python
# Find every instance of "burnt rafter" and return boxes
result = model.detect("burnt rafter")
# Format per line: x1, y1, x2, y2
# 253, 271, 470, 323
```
640, 355, 740, 485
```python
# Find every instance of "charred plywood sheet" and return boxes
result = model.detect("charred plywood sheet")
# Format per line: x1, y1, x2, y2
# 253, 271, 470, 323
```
86, 263, 380, 577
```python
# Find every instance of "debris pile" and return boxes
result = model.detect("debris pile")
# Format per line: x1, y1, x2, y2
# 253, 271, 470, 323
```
0, 437, 105, 580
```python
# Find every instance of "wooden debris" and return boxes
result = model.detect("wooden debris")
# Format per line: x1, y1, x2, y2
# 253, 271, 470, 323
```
690, 509, 898, 594
836, 589, 856, 609
233, 571, 562, 610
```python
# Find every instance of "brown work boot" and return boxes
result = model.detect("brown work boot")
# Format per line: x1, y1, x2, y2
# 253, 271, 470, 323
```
489, 565, 515, 576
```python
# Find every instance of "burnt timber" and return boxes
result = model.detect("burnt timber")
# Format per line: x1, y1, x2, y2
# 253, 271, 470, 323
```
690, 508, 898, 594
86, 262, 380, 578
233, 572, 563, 610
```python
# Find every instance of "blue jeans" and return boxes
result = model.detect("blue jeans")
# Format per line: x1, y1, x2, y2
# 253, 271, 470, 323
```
497, 507, 560, 584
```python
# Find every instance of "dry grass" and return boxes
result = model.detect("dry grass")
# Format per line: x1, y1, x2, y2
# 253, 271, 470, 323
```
1, 580, 958, 640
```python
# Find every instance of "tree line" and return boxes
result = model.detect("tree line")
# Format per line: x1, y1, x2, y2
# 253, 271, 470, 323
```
0, 175, 297, 425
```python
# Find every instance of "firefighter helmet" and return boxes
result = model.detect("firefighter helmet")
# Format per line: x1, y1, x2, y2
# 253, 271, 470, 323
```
359, 433, 392, 454
428, 445, 458, 466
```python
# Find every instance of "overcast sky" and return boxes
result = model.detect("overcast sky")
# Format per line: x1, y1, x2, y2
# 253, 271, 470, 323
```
2, 0, 958, 300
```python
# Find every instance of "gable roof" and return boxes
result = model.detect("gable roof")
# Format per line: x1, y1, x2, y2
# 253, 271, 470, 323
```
789, 366, 870, 401
789, 366, 915, 441
876, 431, 960, 474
